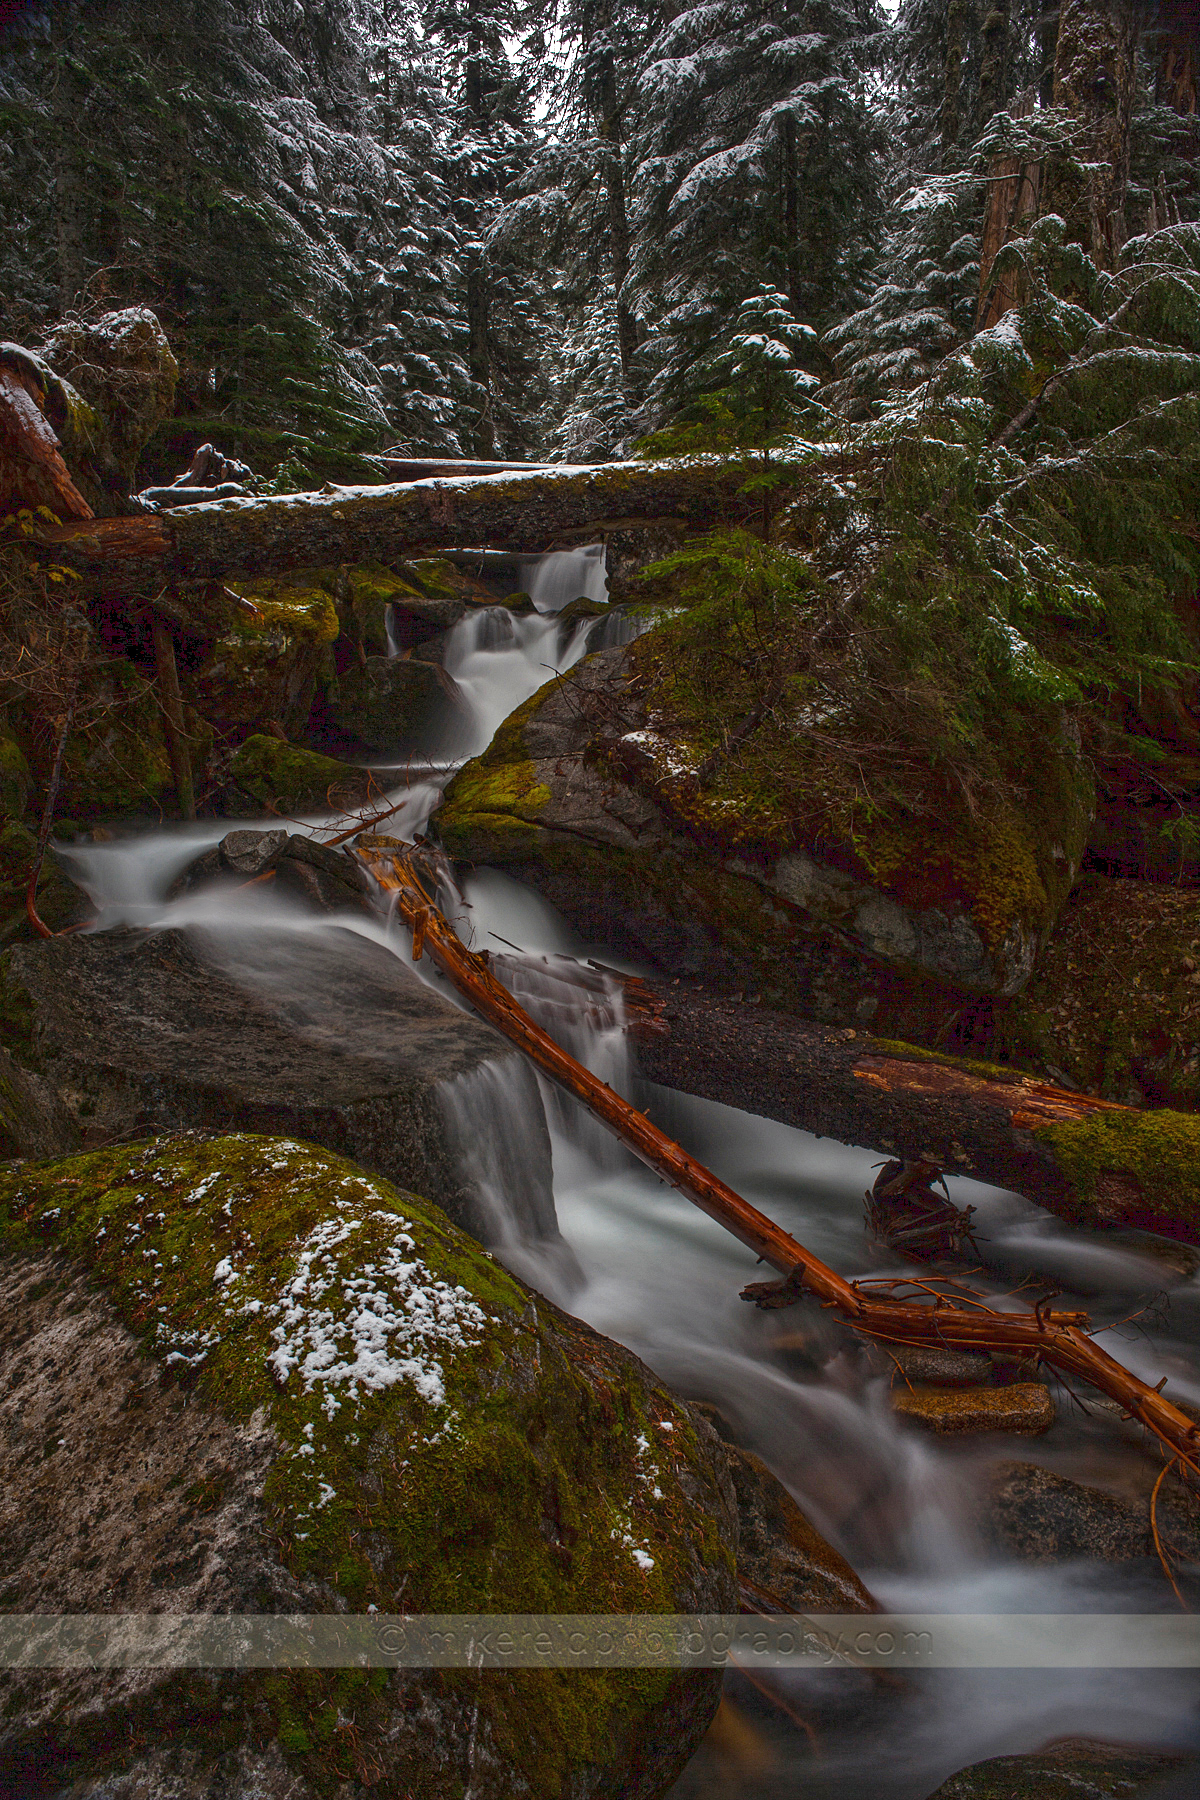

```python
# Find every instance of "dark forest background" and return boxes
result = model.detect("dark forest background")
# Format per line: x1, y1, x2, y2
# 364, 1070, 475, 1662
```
1, 0, 1197, 484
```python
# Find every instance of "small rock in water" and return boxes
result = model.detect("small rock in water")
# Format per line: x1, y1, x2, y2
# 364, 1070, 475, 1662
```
863, 1340, 995, 1388
219, 826, 288, 876
926, 1740, 1194, 1798
892, 1383, 1054, 1435
987, 1460, 1200, 1564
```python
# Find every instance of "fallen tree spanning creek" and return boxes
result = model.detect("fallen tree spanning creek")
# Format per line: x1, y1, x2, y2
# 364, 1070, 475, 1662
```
32, 459, 757, 591
357, 840, 1200, 1483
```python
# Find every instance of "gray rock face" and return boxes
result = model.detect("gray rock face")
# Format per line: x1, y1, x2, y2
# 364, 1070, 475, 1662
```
759, 848, 1038, 997
724, 1444, 877, 1614
2, 925, 556, 1246
987, 1460, 1200, 1565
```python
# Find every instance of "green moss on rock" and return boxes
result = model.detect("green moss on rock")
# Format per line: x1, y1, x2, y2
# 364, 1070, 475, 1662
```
190, 572, 340, 734
230, 735, 371, 816
993, 876, 1200, 1108
0, 1133, 735, 1796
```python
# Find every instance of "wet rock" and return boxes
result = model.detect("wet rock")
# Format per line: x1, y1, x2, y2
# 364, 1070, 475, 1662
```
335, 562, 464, 665
926, 1740, 1193, 1799
891, 1383, 1055, 1435
987, 1461, 1200, 1564
170, 829, 370, 915
725, 1444, 877, 1613
226, 735, 375, 818
867, 1342, 996, 1387
328, 654, 450, 751
0, 1134, 737, 1800
1, 926, 554, 1243
0, 1045, 78, 1161
402, 554, 506, 606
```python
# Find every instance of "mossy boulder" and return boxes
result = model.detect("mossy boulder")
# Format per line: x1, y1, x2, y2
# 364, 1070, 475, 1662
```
0, 1133, 736, 1799
400, 555, 504, 606
188, 571, 340, 735
993, 875, 1200, 1109
229, 734, 374, 817
328, 654, 448, 752
435, 635, 1092, 1033
927, 1743, 1192, 1800
40, 308, 178, 511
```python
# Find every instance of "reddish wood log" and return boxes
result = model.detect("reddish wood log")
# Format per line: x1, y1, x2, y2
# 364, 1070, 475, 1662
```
0, 362, 93, 522
356, 844, 1200, 1480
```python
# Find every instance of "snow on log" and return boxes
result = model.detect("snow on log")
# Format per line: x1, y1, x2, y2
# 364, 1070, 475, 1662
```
30, 458, 773, 593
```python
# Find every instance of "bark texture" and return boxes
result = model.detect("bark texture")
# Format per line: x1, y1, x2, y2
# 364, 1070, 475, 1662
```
1046, 0, 1137, 265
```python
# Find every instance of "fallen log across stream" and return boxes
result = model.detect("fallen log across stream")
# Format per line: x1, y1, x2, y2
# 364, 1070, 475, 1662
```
357, 842, 1200, 1480
29, 457, 772, 595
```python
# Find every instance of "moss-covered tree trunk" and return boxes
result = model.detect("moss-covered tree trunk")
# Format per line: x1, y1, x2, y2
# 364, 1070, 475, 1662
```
637, 985, 1200, 1244
37, 460, 771, 591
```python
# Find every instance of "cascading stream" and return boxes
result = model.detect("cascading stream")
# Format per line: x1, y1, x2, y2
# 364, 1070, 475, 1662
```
56, 545, 1200, 1799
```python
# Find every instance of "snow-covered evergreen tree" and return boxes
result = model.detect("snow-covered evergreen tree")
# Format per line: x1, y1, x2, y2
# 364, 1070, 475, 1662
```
626, 0, 886, 432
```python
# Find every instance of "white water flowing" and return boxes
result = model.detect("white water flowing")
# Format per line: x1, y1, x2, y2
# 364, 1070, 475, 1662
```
54, 544, 1200, 1798
519, 542, 608, 612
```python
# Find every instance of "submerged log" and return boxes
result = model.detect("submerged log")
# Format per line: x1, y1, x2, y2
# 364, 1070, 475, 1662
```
32, 459, 771, 595
355, 842, 1200, 1480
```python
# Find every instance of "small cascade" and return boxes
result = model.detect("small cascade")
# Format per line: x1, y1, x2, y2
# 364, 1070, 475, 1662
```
518, 542, 608, 613
583, 605, 650, 653
437, 1056, 584, 1295
490, 952, 636, 1175
437, 605, 595, 757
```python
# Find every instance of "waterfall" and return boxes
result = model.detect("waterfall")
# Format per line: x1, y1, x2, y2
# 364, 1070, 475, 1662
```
518, 542, 608, 613
437, 606, 595, 758
437, 1056, 583, 1297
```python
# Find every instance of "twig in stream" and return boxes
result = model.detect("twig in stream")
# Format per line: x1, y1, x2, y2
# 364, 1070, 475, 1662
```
1150, 1459, 1191, 1611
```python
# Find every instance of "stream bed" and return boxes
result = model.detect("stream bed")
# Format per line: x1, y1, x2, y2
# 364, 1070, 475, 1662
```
59, 552, 1200, 1799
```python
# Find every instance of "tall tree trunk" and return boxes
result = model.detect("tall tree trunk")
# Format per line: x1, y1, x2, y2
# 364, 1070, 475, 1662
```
1156, 0, 1198, 113
51, 12, 89, 311
1037, 0, 1059, 107
464, 12, 496, 458
782, 114, 802, 315
975, 0, 1010, 131
1045, 0, 1137, 267
594, 43, 639, 381
941, 0, 971, 168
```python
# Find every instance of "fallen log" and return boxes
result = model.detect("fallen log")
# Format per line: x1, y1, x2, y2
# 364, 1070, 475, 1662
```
355, 842, 1200, 1480
30, 458, 773, 595
633, 985, 1200, 1245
